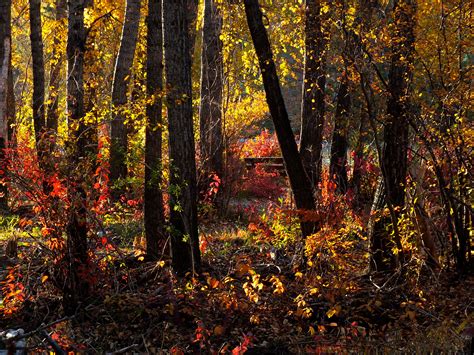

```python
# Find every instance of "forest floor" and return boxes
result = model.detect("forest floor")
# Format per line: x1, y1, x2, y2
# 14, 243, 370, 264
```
0, 213, 473, 353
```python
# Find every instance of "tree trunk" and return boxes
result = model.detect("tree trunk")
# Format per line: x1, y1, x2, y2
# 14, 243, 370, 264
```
299, 0, 327, 189
6, 58, 14, 143
163, 0, 201, 275
144, 0, 165, 260
47, 0, 66, 137
244, 0, 317, 238
350, 0, 378, 205
0, 0, 12, 212
109, 0, 141, 193
351, 111, 367, 203
29, 0, 46, 147
329, 74, 350, 194
368, 0, 416, 272
64, 0, 90, 315
199, 0, 224, 188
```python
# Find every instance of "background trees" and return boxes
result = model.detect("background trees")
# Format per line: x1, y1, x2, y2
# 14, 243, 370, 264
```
244, 0, 317, 239
0, 0, 12, 211
46, 0, 66, 138
199, 0, 224, 188
29, 0, 46, 153
109, 0, 141, 192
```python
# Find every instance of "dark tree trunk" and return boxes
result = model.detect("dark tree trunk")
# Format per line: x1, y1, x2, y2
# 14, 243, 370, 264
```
163, 0, 201, 275
350, 0, 378, 205
29, 0, 46, 149
6, 55, 14, 146
0, 0, 12, 212
64, 0, 90, 315
351, 111, 367, 203
144, 0, 165, 260
109, 0, 141, 193
47, 0, 66, 137
244, 0, 317, 238
368, 0, 416, 272
6, 1, 14, 149
299, 0, 327, 189
199, 0, 224, 186
329, 75, 350, 194
367, 180, 398, 270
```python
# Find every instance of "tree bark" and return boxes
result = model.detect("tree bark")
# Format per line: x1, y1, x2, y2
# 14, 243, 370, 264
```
329, 74, 350, 194
64, 0, 90, 315
109, 0, 141, 192
244, 0, 317, 238
350, 0, 378, 205
299, 0, 327, 189
29, 0, 46, 148
351, 111, 367, 203
199, 0, 224, 186
144, 0, 165, 260
163, 0, 201, 275
47, 0, 66, 136
0, 0, 12, 212
6, 54, 14, 147
368, 0, 416, 272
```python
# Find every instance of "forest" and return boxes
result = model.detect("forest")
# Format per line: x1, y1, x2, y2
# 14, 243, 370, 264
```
0, 0, 472, 353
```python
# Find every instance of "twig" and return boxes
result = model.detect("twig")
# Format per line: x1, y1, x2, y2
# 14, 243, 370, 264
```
108, 343, 139, 354
6, 316, 74, 341
142, 334, 149, 354
41, 330, 66, 355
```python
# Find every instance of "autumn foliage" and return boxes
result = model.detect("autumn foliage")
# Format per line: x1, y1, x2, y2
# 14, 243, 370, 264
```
0, 0, 472, 353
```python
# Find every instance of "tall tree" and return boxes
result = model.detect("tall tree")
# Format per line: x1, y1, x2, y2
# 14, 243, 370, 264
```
29, 0, 46, 158
350, 0, 379, 204
0, 0, 12, 211
109, 0, 141, 193
299, 0, 327, 189
64, 0, 90, 314
144, 0, 165, 260
163, 0, 201, 274
199, 0, 224, 186
368, 0, 416, 272
329, 73, 350, 194
47, 0, 66, 137
244, 0, 317, 239
187, 0, 199, 56
6, 51, 14, 147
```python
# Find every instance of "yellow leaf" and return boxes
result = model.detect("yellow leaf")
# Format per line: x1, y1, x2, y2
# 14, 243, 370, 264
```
327, 308, 337, 318
326, 305, 341, 319
250, 314, 260, 324
41, 275, 48, 283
